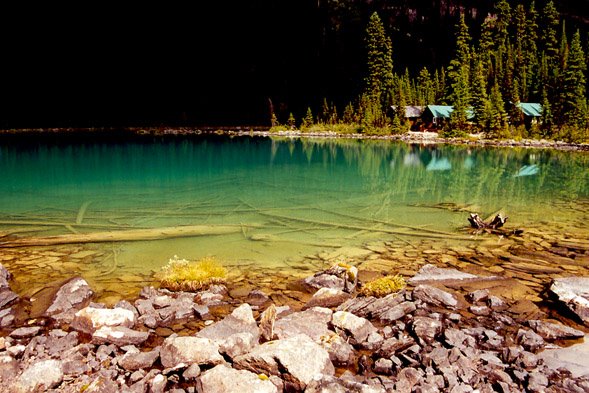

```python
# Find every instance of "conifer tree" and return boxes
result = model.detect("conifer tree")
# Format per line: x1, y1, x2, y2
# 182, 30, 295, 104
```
447, 13, 471, 131
494, 0, 512, 46
514, 4, 527, 100
524, 1, 539, 101
320, 98, 330, 124
489, 81, 509, 137
342, 102, 356, 124
365, 12, 393, 108
561, 30, 587, 129
471, 59, 490, 132
541, 0, 560, 61
301, 107, 314, 129
287, 113, 296, 129
417, 67, 434, 106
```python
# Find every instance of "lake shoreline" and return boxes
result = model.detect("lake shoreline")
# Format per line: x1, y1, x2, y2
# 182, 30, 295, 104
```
1, 256, 589, 392
0, 127, 588, 152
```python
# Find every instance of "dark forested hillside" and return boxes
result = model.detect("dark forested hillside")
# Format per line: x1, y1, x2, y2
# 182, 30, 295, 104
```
0, 0, 587, 128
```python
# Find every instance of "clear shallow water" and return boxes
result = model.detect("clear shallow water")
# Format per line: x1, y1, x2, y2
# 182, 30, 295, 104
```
0, 134, 588, 298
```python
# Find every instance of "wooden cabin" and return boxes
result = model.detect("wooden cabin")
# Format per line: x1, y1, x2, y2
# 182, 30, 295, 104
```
421, 105, 475, 131
515, 102, 542, 128
391, 105, 425, 131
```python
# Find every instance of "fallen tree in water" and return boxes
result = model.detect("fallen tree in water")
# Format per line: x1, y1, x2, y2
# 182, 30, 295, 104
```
0, 224, 256, 247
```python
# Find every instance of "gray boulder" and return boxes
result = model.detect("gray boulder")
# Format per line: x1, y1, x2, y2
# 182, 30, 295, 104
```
197, 303, 259, 358
331, 311, 378, 344
118, 349, 159, 371
304, 273, 345, 292
0, 354, 19, 384
92, 326, 149, 346
305, 375, 386, 392
319, 332, 356, 367
197, 364, 278, 393
411, 316, 443, 344
44, 277, 94, 323
0, 289, 18, 309
338, 292, 406, 320
234, 333, 335, 391
13, 359, 63, 392
275, 307, 333, 342
71, 306, 136, 334
412, 285, 458, 309
528, 319, 585, 340
550, 277, 589, 325
0, 264, 11, 289
304, 287, 352, 310
10, 326, 41, 338
378, 301, 416, 323
160, 336, 224, 368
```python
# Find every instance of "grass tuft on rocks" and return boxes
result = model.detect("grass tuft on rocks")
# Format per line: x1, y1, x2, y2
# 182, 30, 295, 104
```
158, 255, 227, 292
359, 274, 406, 297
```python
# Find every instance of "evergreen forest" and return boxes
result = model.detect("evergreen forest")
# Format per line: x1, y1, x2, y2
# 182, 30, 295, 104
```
273, 0, 589, 143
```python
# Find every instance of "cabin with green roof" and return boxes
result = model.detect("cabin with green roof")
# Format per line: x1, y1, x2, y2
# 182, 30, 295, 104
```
421, 105, 474, 130
513, 102, 542, 128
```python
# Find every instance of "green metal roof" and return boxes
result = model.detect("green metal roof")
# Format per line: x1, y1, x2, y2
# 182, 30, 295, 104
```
427, 105, 474, 119
427, 105, 453, 118
517, 103, 542, 117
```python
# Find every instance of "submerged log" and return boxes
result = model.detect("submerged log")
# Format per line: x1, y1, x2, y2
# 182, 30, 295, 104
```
0, 224, 256, 248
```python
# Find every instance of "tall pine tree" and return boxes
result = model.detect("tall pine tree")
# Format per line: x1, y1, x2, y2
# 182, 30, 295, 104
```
365, 12, 393, 110
447, 13, 472, 131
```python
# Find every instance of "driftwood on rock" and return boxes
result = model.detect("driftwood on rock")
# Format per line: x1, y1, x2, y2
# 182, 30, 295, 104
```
468, 213, 508, 230
0, 224, 256, 248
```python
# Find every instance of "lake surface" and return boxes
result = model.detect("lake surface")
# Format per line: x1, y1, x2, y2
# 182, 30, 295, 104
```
0, 134, 588, 301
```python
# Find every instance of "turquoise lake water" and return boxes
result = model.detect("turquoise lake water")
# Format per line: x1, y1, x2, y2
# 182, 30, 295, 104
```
0, 134, 588, 297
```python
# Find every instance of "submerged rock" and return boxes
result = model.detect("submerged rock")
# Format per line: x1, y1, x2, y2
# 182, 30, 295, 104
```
197, 364, 278, 393
550, 277, 589, 325
408, 264, 478, 284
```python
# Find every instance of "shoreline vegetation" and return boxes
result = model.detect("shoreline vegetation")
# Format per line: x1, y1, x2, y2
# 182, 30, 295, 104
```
0, 127, 587, 152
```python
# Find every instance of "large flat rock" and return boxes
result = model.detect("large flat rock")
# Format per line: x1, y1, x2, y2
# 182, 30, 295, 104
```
538, 335, 589, 378
550, 277, 589, 325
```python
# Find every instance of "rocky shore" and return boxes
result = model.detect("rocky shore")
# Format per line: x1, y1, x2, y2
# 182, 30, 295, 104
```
0, 127, 587, 152
1, 258, 589, 393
